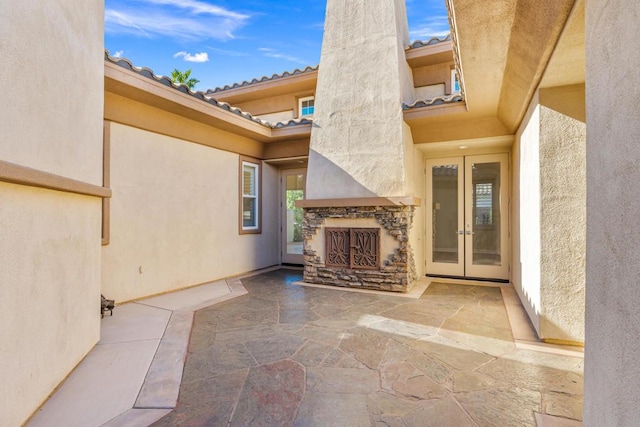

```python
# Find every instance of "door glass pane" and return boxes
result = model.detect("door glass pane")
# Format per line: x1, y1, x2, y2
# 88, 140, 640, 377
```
432, 165, 459, 263
285, 173, 305, 255
471, 162, 501, 266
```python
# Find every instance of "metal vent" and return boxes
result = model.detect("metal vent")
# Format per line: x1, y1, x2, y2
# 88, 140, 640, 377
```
325, 227, 379, 270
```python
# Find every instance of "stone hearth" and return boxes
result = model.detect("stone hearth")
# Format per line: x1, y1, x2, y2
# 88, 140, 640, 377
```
301, 205, 416, 292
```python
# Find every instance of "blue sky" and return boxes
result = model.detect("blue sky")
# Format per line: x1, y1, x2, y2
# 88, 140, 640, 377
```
105, 0, 450, 91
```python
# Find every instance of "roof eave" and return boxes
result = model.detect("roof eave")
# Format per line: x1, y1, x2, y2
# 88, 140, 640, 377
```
403, 101, 468, 121
104, 61, 276, 141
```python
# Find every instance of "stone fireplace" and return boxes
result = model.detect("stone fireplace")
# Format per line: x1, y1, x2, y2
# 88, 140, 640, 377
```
299, 201, 419, 292
297, 0, 421, 293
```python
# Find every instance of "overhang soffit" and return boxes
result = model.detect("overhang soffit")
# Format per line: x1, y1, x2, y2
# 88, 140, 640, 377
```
449, 0, 517, 114
496, 0, 576, 132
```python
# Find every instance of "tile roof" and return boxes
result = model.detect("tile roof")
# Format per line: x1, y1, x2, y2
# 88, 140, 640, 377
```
104, 50, 312, 130
206, 65, 319, 94
407, 35, 452, 49
403, 94, 464, 110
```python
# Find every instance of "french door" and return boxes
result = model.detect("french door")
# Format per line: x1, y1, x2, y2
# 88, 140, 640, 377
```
426, 154, 509, 280
281, 169, 306, 264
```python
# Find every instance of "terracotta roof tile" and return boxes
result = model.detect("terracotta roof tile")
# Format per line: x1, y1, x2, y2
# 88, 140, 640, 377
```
104, 50, 312, 129
206, 65, 319, 94
403, 94, 463, 110
407, 35, 452, 49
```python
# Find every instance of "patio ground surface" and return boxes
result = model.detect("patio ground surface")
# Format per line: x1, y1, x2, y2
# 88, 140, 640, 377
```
27, 268, 583, 427
153, 269, 583, 427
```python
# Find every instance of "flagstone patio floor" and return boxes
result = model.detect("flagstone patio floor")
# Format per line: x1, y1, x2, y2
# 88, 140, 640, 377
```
151, 269, 583, 427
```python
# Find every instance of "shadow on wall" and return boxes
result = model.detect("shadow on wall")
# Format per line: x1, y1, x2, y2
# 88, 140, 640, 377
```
305, 149, 395, 199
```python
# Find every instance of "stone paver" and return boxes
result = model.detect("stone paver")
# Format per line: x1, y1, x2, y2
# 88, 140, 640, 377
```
153, 269, 583, 426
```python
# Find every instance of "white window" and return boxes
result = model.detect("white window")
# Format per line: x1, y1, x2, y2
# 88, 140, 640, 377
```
451, 69, 460, 94
240, 160, 260, 233
299, 96, 315, 117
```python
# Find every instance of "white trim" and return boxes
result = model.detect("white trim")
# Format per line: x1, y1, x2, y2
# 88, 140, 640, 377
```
281, 168, 307, 264
241, 161, 259, 231
451, 69, 460, 94
298, 96, 315, 117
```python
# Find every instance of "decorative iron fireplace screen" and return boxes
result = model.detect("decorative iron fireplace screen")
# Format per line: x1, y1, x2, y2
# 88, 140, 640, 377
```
325, 228, 380, 270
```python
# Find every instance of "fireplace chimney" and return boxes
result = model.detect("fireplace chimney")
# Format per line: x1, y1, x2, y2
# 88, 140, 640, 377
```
299, 0, 421, 292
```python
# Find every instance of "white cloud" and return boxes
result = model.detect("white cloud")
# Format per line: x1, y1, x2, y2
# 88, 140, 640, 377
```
258, 48, 307, 65
113, 50, 124, 58
409, 16, 451, 40
105, 0, 249, 41
174, 51, 209, 63
140, 0, 246, 20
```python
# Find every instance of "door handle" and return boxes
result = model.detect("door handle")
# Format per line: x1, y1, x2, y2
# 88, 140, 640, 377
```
457, 230, 464, 235
465, 230, 474, 235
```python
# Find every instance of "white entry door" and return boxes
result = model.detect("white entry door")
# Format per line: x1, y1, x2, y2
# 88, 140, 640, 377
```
426, 154, 509, 280
281, 169, 306, 264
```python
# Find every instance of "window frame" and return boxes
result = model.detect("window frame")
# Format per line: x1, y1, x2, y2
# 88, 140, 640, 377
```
239, 156, 262, 234
451, 69, 460, 94
298, 96, 315, 117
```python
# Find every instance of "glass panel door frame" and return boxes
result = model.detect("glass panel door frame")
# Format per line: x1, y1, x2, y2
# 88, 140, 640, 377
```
464, 153, 509, 280
426, 157, 465, 277
281, 168, 306, 264
425, 154, 509, 280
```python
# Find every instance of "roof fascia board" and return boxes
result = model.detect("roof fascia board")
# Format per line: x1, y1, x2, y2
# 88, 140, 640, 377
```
405, 41, 454, 67
403, 102, 468, 120
212, 69, 318, 100
270, 124, 312, 140
104, 61, 273, 141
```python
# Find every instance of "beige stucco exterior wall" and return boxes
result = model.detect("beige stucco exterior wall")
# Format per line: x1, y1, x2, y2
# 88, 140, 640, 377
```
102, 123, 279, 302
0, 2, 103, 185
258, 110, 295, 124
306, 0, 416, 199
0, 184, 102, 427
538, 94, 586, 343
584, 0, 640, 424
412, 63, 454, 95
512, 91, 542, 335
410, 146, 425, 277
414, 84, 446, 101
233, 92, 313, 118
0, 1, 104, 425
512, 88, 586, 343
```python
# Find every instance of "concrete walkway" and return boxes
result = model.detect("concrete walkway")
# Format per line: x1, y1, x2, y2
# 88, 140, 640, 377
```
27, 268, 583, 426
27, 274, 250, 427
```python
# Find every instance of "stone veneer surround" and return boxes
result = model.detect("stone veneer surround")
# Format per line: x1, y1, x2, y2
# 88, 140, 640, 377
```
302, 206, 416, 292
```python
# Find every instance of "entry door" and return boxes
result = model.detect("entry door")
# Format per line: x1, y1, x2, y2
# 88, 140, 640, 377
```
426, 154, 509, 280
281, 169, 306, 264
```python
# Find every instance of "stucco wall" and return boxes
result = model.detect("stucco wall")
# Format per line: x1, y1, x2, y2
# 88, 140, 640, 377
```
0, 1, 103, 185
538, 99, 586, 343
306, 0, 415, 199
585, 0, 640, 424
412, 63, 454, 95
414, 84, 446, 102
258, 110, 295, 124
0, 184, 102, 427
512, 88, 586, 343
0, 1, 104, 425
234, 92, 313, 118
512, 92, 542, 335
102, 123, 279, 302
411, 146, 425, 277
